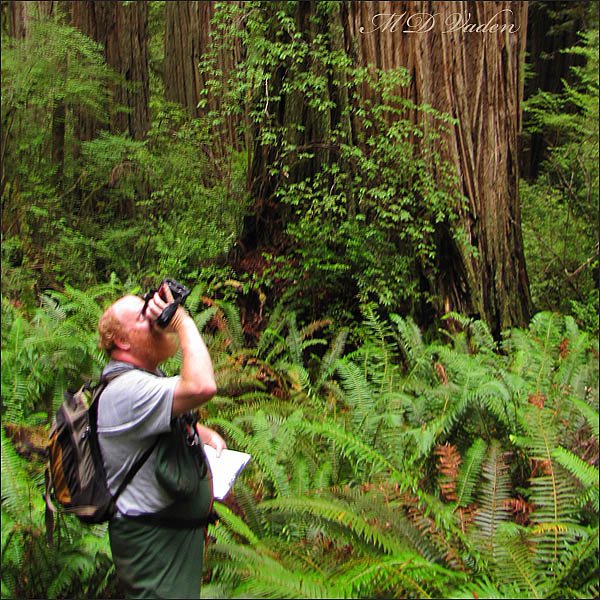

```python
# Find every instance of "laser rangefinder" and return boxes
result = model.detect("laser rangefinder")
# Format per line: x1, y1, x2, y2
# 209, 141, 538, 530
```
142, 278, 191, 328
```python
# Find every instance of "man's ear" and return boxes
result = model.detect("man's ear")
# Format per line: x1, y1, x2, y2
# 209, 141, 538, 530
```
113, 333, 130, 351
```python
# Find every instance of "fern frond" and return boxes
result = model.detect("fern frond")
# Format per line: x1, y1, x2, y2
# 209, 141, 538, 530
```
552, 446, 599, 510
213, 501, 260, 545
443, 312, 497, 353
528, 475, 581, 570
50, 283, 107, 330
470, 441, 512, 560
0, 429, 43, 517
208, 415, 291, 497
212, 541, 339, 598
37, 294, 67, 324
299, 318, 332, 341
215, 300, 244, 352
361, 304, 395, 345
259, 496, 404, 555
298, 419, 404, 484
518, 401, 583, 569
334, 358, 375, 438
570, 397, 599, 438
187, 282, 207, 314
314, 329, 348, 392
313, 461, 334, 491
455, 438, 487, 507
227, 479, 266, 538
542, 526, 599, 598
472, 378, 513, 427
210, 393, 302, 423
334, 552, 465, 599
389, 313, 427, 373
256, 304, 288, 361
451, 575, 532, 599
195, 305, 220, 333
493, 522, 544, 597
284, 312, 303, 365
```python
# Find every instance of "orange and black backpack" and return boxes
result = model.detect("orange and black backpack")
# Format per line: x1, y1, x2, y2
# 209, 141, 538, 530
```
44, 365, 155, 531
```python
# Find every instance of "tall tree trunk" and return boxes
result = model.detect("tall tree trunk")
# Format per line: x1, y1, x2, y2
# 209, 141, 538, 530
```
361, 1, 532, 332
71, 1, 149, 217
247, 1, 532, 332
71, 0, 149, 141
164, 1, 244, 159
45, 2, 70, 188
164, 1, 208, 117
5, 0, 32, 38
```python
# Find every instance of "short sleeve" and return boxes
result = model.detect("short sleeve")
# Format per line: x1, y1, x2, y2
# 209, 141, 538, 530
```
97, 367, 181, 514
97, 370, 178, 439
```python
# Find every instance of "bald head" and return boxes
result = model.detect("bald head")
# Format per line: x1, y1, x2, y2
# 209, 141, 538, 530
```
98, 294, 178, 370
98, 295, 143, 354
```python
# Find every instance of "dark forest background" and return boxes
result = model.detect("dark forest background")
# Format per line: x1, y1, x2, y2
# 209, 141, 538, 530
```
1, 2, 598, 598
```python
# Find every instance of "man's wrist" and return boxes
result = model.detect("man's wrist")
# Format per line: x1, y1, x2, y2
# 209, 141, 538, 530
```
166, 305, 192, 331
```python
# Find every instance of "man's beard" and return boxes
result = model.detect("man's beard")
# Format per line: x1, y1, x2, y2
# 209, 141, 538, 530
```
133, 326, 179, 368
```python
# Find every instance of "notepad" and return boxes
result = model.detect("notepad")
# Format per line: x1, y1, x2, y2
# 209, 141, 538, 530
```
203, 445, 251, 500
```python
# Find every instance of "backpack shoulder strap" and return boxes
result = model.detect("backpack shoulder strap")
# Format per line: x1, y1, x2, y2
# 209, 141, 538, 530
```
112, 436, 160, 501
95, 362, 160, 508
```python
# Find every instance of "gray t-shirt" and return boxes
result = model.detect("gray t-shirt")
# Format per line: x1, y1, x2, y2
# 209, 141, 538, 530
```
97, 360, 178, 516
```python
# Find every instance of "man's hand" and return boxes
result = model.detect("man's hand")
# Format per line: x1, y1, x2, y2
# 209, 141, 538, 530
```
144, 282, 175, 325
143, 282, 189, 331
196, 424, 227, 457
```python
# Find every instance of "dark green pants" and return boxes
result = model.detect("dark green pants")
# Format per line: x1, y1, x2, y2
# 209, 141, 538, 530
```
109, 517, 205, 599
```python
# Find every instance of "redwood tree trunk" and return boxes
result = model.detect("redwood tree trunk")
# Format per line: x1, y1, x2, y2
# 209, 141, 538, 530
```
245, 1, 532, 332
164, 1, 244, 153
345, 1, 533, 332
47, 2, 69, 187
71, 0, 149, 141
6, 0, 32, 38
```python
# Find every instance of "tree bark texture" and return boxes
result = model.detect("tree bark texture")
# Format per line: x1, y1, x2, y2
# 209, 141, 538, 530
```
343, 0, 533, 332
164, 1, 244, 153
71, 0, 150, 141
5, 0, 32, 38
248, 1, 532, 332
246, 1, 531, 333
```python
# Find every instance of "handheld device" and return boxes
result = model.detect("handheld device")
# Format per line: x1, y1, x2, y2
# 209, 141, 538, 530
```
141, 278, 191, 327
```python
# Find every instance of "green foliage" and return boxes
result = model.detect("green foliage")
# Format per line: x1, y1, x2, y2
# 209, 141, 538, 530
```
1, 428, 118, 599
1, 17, 117, 294
1, 14, 248, 300
1, 19, 113, 136
1, 3, 598, 598
521, 29, 599, 334
197, 306, 597, 598
200, 1, 466, 322
1, 280, 121, 421
135, 105, 249, 282
470, 441, 513, 560
1, 272, 598, 598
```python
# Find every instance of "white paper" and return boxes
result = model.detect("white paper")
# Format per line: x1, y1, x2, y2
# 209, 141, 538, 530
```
203, 445, 251, 500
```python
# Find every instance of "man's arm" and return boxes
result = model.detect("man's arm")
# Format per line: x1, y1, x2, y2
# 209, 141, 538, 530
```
170, 308, 217, 415
145, 284, 217, 415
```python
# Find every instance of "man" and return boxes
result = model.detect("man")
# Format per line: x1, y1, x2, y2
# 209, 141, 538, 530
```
96, 283, 225, 599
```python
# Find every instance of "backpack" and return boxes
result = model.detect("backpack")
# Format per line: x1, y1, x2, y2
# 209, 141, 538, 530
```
44, 365, 156, 533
